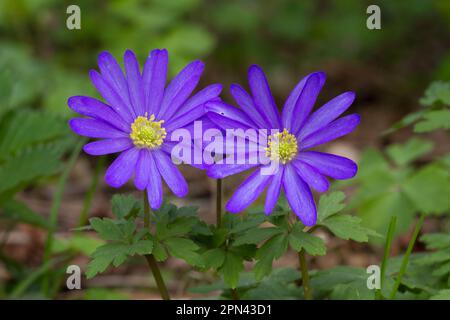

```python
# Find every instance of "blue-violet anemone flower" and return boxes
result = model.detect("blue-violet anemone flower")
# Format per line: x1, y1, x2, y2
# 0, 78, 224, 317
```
68, 49, 222, 209
205, 66, 359, 226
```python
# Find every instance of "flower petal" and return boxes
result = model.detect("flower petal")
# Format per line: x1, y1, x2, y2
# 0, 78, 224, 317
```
264, 166, 284, 215
300, 114, 360, 150
226, 168, 271, 213
292, 159, 329, 192
69, 118, 127, 139
298, 91, 356, 140
142, 49, 168, 116
89, 70, 134, 123
97, 51, 131, 106
177, 83, 222, 116
134, 149, 151, 190
282, 72, 326, 131
205, 100, 256, 128
230, 83, 267, 129
248, 65, 281, 128
147, 153, 163, 209
124, 50, 145, 116
283, 164, 317, 226
105, 147, 139, 188
158, 60, 204, 121
296, 151, 358, 179
165, 104, 205, 132
153, 150, 188, 197
68, 96, 130, 132
83, 138, 133, 156
207, 163, 259, 179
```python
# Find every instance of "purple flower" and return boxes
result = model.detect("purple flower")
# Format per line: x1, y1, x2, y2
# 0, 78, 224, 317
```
205, 65, 359, 226
68, 49, 221, 209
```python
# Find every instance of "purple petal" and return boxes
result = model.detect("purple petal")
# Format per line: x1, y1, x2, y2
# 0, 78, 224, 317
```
207, 163, 259, 179
291, 159, 329, 192
124, 50, 145, 116
264, 166, 284, 215
83, 138, 133, 156
89, 70, 134, 123
226, 168, 271, 213
69, 118, 127, 139
282, 72, 326, 131
68, 96, 130, 132
97, 51, 131, 107
206, 112, 253, 132
177, 83, 222, 116
142, 49, 168, 116
105, 147, 139, 188
153, 150, 188, 197
147, 153, 163, 209
134, 149, 151, 190
298, 91, 356, 140
300, 114, 360, 150
230, 83, 268, 129
248, 65, 281, 128
158, 60, 205, 121
165, 104, 205, 132
296, 151, 358, 180
283, 164, 317, 226
205, 101, 256, 128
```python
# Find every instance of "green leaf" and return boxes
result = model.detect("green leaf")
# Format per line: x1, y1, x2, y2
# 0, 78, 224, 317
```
419, 81, 450, 106
86, 240, 153, 278
430, 289, 450, 300
0, 199, 50, 229
156, 216, 198, 240
254, 233, 289, 280
111, 194, 141, 219
152, 241, 168, 262
202, 248, 226, 269
89, 218, 127, 242
164, 237, 203, 267
52, 234, 104, 256
421, 233, 450, 250
414, 110, 450, 132
321, 215, 380, 242
219, 251, 244, 289
386, 138, 433, 166
317, 191, 346, 222
233, 227, 283, 246
289, 224, 326, 256
403, 165, 450, 214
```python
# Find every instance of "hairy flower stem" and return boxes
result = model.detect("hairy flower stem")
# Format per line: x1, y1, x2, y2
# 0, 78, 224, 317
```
390, 213, 425, 300
216, 179, 223, 227
298, 249, 312, 300
143, 193, 170, 300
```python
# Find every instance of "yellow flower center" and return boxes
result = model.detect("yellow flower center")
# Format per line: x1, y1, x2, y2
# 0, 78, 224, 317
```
130, 113, 166, 149
265, 128, 298, 164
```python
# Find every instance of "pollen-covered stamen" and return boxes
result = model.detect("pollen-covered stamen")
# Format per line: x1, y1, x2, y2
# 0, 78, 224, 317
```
130, 113, 166, 149
265, 128, 298, 164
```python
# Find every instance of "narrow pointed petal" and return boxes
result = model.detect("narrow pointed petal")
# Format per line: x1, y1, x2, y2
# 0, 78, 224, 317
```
283, 164, 317, 226
165, 104, 205, 132
300, 114, 360, 150
153, 150, 188, 197
177, 83, 222, 116
296, 151, 358, 179
134, 149, 151, 190
83, 138, 133, 155
205, 100, 256, 128
230, 83, 267, 128
146, 154, 163, 209
226, 168, 271, 213
124, 50, 145, 116
89, 70, 134, 123
69, 118, 127, 139
292, 159, 329, 192
248, 65, 281, 128
158, 61, 204, 121
142, 49, 168, 115
298, 91, 356, 140
264, 166, 284, 215
105, 148, 139, 188
282, 72, 326, 131
68, 96, 130, 132
207, 163, 259, 179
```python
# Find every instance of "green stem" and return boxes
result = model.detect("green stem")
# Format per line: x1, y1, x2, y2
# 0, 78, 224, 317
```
389, 213, 425, 300
143, 192, 170, 300
298, 249, 312, 300
216, 179, 222, 227
78, 156, 105, 227
377, 215, 397, 299
231, 288, 240, 300
42, 138, 85, 296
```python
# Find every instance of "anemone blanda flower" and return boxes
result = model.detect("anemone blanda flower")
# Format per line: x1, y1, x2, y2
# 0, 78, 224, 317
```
68, 49, 222, 209
205, 65, 359, 226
